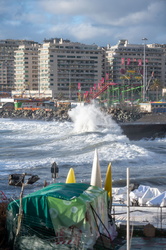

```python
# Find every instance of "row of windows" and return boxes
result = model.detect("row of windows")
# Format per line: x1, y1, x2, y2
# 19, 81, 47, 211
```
56, 55, 98, 59
116, 47, 162, 53
40, 49, 99, 54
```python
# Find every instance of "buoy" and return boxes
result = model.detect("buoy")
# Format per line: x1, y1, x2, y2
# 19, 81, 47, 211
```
66, 168, 76, 183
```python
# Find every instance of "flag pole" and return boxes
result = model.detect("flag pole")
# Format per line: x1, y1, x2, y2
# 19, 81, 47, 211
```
127, 167, 130, 250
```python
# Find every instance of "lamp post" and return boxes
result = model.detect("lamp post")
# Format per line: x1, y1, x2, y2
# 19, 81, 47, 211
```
142, 38, 148, 102
69, 69, 71, 100
38, 62, 40, 97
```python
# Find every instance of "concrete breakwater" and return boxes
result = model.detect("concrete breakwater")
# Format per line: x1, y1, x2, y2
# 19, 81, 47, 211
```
120, 122, 166, 140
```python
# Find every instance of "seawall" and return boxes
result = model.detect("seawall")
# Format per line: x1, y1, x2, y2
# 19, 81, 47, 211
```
120, 122, 166, 140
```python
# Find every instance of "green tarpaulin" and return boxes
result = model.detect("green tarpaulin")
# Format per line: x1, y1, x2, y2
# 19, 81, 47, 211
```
7, 183, 109, 249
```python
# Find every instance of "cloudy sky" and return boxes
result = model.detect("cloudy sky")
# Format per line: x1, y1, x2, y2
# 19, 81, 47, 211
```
0, 0, 166, 46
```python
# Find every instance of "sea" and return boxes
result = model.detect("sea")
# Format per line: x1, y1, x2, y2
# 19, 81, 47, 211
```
0, 104, 166, 198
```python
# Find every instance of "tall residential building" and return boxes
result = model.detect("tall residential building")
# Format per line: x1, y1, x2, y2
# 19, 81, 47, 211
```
148, 43, 166, 90
38, 38, 103, 99
1, 38, 166, 102
14, 43, 39, 97
0, 39, 37, 96
105, 39, 165, 101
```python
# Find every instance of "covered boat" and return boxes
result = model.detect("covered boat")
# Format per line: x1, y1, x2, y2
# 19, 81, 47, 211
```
7, 182, 115, 249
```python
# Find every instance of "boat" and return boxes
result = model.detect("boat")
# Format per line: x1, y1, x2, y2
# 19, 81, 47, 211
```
6, 150, 119, 250
7, 183, 119, 249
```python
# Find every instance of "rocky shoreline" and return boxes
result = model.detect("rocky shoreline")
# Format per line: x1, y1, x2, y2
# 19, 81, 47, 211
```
0, 106, 144, 123
1, 106, 166, 125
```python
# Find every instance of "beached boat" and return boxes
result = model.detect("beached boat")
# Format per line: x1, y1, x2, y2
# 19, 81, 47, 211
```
6, 150, 118, 250
7, 182, 118, 249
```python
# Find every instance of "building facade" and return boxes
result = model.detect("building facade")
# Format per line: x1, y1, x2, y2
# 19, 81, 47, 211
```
14, 43, 39, 97
0, 39, 37, 97
38, 38, 103, 99
0, 38, 166, 103
105, 39, 165, 102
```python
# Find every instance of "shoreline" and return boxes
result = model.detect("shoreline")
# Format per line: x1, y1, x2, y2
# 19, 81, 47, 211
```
1, 106, 166, 123
1, 107, 166, 140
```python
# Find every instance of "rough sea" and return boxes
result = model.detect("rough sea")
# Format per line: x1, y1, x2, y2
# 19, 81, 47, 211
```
0, 104, 166, 198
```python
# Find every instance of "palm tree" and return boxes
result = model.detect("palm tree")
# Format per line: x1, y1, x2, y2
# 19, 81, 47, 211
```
57, 92, 64, 100
149, 78, 162, 101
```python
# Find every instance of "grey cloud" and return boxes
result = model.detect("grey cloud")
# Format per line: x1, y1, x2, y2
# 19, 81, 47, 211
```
0, 0, 165, 45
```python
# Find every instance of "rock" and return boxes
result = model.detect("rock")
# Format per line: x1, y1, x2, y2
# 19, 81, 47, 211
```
1, 105, 165, 124
143, 223, 155, 237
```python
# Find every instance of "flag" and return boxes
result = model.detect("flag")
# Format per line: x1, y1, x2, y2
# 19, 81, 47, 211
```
93, 84, 97, 90
106, 73, 109, 81
98, 82, 101, 89
84, 91, 89, 98
121, 58, 125, 65
78, 82, 81, 90
100, 77, 105, 84
127, 58, 131, 65
138, 59, 142, 66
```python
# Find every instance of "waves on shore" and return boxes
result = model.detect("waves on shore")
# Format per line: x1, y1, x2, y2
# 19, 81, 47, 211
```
0, 104, 166, 197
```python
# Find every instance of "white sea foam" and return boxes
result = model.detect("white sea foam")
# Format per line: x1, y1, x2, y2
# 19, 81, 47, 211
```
0, 106, 166, 193
68, 103, 121, 134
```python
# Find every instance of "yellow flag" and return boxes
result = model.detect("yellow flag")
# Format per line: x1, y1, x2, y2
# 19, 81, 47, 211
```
66, 168, 76, 183
104, 163, 112, 197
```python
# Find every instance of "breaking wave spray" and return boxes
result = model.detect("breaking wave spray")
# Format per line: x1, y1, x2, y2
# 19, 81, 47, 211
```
68, 103, 122, 134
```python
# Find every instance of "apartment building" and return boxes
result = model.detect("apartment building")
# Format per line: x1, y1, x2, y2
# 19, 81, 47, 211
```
0, 38, 166, 102
105, 39, 165, 101
0, 39, 37, 96
38, 38, 103, 99
148, 43, 166, 90
14, 43, 39, 97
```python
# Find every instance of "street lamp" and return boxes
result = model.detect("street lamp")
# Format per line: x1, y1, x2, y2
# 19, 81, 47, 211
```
142, 38, 148, 102
69, 69, 71, 100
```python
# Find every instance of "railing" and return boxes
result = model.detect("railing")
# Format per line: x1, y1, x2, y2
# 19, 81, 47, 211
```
112, 204, 166, 230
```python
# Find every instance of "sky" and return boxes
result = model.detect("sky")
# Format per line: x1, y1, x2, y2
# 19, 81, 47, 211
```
0, 0, 166, 47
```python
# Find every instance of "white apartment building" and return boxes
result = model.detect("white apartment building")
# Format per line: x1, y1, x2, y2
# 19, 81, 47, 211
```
105, 39, 165, 101
38, 38, 103, 99
1, 38, 166, 102
148, 43, 166, 89
0, 39, 36, 96
14, 43, 39, 97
